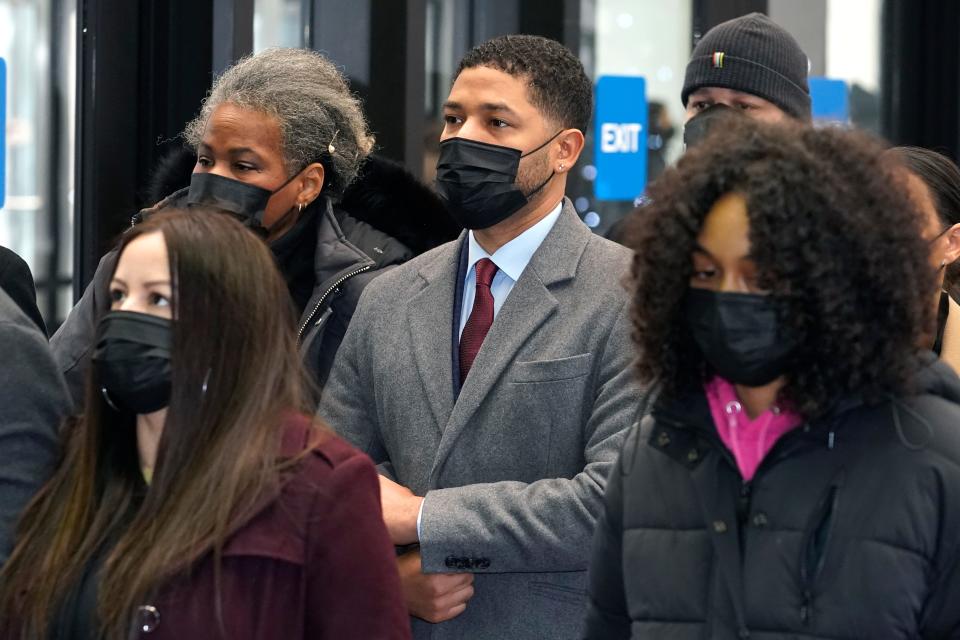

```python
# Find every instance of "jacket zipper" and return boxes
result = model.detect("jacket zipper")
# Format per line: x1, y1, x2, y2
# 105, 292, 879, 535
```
798, 483, 839, 625
297, 264, 372, 342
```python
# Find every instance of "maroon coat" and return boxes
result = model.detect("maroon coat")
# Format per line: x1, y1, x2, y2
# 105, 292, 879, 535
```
130, 415, 411, 639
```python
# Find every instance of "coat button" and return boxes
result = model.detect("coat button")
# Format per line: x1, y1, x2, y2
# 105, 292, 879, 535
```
686, 449, 700, 463
738, 628, 750, 639
656, 432, 671, 447
752, 512, 769, 528
136, 605, 160, 633
712, 520, 728, 534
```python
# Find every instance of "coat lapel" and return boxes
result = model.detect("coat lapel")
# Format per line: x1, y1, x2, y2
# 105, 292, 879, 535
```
429, 200, 591, 483
406, 236, 464, 435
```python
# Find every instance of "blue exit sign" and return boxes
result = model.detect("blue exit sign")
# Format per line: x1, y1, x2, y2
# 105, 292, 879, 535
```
594, 75, 648, 201
809, 77, 849, 123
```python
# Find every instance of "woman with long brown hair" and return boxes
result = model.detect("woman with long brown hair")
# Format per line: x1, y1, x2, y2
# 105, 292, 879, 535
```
0, 209, 410, 639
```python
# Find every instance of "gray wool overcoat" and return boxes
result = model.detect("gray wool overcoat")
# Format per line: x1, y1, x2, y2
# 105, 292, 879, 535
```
320, 199, 640, 640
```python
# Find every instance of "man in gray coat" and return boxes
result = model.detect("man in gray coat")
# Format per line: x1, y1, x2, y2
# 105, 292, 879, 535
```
0, 285, 69, 565
320, 35, 638, 639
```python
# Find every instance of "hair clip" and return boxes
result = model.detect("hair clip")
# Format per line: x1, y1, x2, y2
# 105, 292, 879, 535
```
328, 130, 339, 155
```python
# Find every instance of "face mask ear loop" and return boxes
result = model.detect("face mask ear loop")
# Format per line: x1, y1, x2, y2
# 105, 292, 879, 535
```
263, 201, 306, 234
270, 166, 306, 196
519, 129, 565, 159
520, 170, 556, 201
262, 167, 312, 231
517, 130, 566, 201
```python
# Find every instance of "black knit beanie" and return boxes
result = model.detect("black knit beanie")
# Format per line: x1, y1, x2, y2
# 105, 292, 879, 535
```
682, 12, 811, 120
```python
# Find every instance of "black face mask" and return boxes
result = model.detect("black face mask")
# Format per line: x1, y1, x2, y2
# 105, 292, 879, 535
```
683, 104, 743, 150
92, 311, 173, 414
684, 288, 800, 387
435, 132, 560, 230
186, 172, 301, 235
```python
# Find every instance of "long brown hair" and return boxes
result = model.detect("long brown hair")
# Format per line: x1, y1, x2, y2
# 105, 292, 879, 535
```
0, 209, 316, 638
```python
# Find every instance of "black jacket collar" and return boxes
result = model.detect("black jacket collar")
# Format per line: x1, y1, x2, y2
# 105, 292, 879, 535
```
649, 355, 960, 468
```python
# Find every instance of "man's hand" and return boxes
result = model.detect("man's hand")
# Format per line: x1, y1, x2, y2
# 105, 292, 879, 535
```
378, 474, 424, 545
398, 549, 474, 623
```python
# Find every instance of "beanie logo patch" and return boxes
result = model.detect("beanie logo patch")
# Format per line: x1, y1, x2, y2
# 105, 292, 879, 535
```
712, 52, 725, 68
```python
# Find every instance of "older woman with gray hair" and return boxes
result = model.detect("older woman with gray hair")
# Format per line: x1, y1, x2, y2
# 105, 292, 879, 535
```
52, 48, 457, 406
182, 47, 374, 239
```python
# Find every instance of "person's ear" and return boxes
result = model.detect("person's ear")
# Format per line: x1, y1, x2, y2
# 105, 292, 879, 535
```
296, 162, 326, 207
552, 129, 585, 174
944, 223, 960, 266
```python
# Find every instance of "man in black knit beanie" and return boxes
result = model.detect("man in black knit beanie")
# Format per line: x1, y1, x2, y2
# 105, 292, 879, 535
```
682, 12, 811, 123
606, 13, 812, 244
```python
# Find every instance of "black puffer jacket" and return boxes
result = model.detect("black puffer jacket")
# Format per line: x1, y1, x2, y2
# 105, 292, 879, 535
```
584, 359, 960, 639
51, 155, 460, 408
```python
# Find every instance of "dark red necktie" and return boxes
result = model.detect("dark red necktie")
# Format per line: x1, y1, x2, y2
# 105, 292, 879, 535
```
460, 258, 499, 381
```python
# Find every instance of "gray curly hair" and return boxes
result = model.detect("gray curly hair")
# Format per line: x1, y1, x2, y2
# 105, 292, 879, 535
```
184, 47, 375, 197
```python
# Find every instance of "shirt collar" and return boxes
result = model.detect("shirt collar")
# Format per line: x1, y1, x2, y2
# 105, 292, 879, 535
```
466, 200, 564, 282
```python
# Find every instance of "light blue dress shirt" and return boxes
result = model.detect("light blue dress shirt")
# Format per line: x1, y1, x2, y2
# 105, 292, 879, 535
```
458, 201, 564, 338
415, 200, 564, 541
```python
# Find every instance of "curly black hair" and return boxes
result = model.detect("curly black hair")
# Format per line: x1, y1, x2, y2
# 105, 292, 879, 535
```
626, 120, 935, 418
457, 35, 592, 133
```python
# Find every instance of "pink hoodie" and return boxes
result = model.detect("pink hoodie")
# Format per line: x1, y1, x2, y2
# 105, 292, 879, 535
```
704, 377, 802, 481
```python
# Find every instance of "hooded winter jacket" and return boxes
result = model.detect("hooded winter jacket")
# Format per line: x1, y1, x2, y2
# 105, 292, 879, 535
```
584, 358, 960, 639
51, 156, 459, 408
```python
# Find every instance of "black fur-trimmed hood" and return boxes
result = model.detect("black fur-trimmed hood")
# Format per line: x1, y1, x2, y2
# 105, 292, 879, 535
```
338, 154, 461, 255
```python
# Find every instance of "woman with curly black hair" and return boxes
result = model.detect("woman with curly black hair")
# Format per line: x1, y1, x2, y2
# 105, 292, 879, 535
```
583, 120, 960, 639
